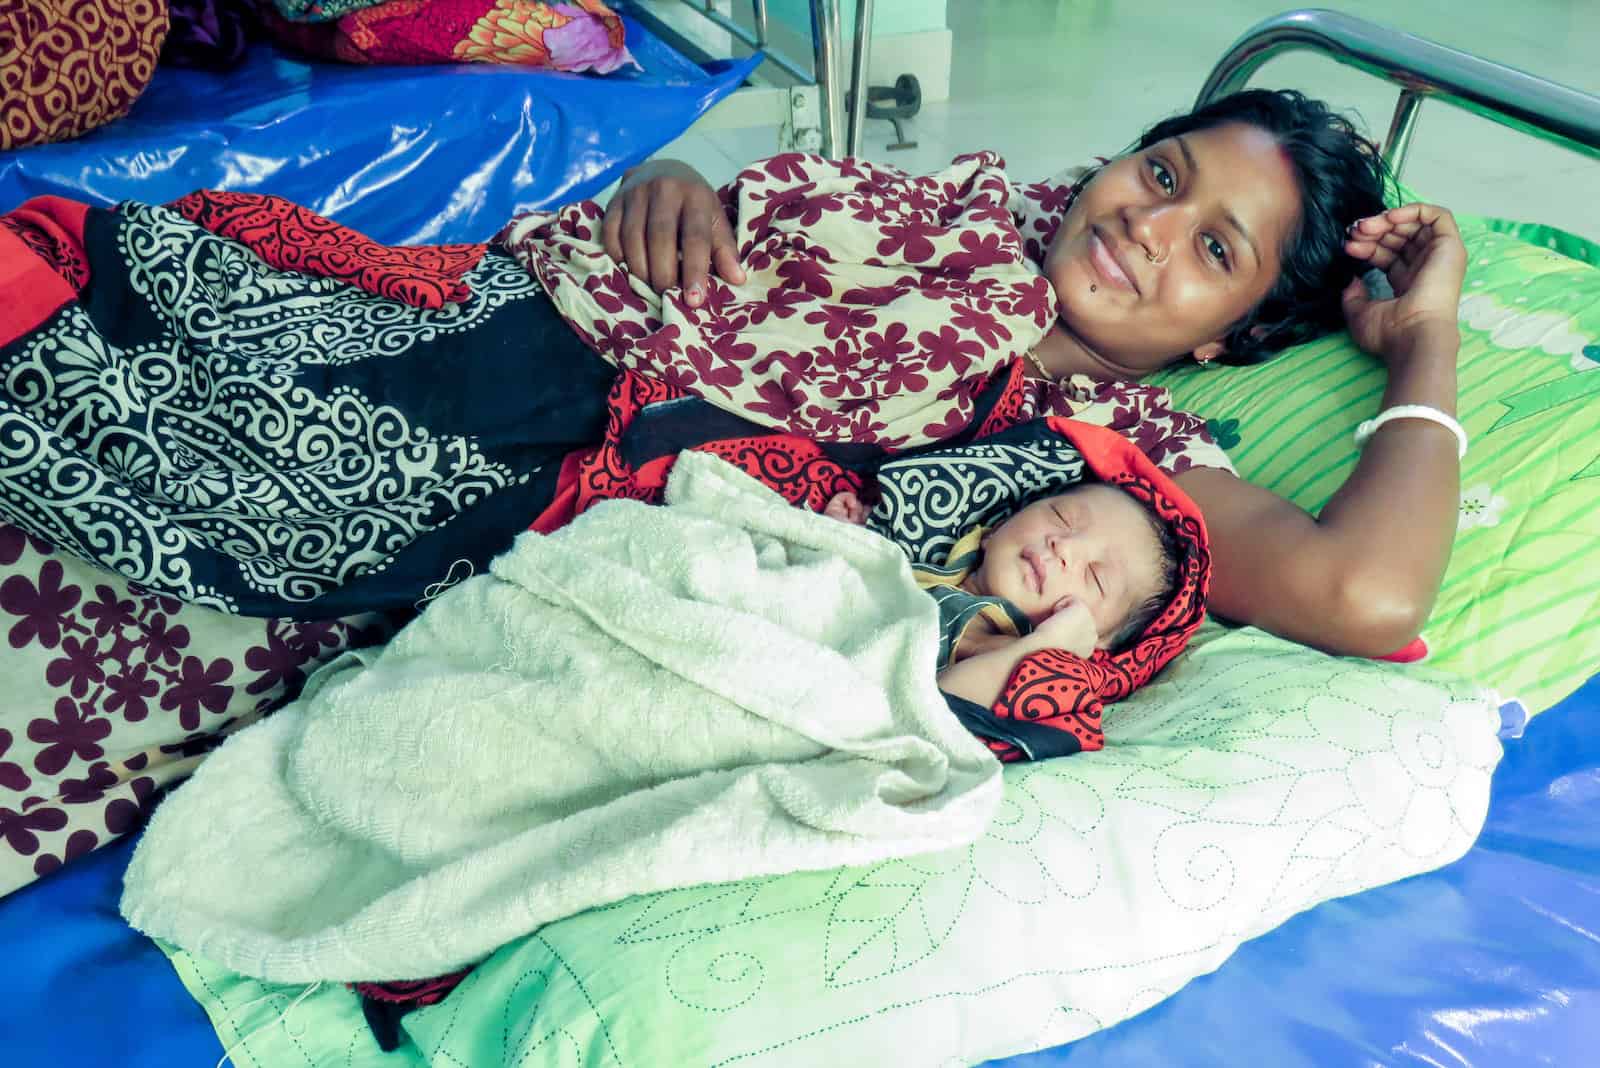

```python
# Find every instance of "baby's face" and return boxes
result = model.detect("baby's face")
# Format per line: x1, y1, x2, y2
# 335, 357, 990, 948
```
968, 484, 1163, 645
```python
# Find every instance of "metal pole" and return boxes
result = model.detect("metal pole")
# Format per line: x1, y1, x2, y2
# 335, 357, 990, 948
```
807, 0, 845, 157
846, 0, 874, 157
752, 0, 769, 49
1197, 9, 1600, 161
1383, 89, 1424, 178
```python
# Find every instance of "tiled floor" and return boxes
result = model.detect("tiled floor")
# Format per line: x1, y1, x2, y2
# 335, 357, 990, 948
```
646, 0, 1600, 241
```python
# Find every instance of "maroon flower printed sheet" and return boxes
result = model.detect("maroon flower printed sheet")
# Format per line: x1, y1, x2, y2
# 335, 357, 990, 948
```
0, 525, 391, 898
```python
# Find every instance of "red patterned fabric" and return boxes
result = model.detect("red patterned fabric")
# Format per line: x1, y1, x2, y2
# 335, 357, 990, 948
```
531, 371, 865, 534
0, 197, 91, 348
259, 0, 634, 72
972, 358, 1031, 440
0, 1, 168, 150
167, 190, 487, 310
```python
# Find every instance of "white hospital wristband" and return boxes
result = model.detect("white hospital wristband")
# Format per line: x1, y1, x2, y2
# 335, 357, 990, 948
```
1354, 405, 1468, 459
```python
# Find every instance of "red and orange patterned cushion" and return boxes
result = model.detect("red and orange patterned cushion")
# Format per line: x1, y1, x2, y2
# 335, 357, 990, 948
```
258, 0, 635, 71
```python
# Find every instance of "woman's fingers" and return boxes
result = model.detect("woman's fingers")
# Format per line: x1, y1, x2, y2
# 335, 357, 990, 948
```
1348, 208, 1440, 243
604, 179, 744, 301
710, 211, 747, 287
678, 191, 746, 304
601, 195, 626, 266
1345, 214, 1399, 265
678, 206, 714, 304
619, 189, 653, 286
1384, 202, 1460, 233
598, 171, 746, 301
645, 185, 685, 292
1347, 204, 1453, 276
1349, 215, 1391, 238
1345, 237, 1399, 269
1376, 231, 1414, 254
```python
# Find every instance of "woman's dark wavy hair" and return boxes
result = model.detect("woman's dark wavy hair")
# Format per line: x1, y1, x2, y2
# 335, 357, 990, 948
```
1129, 89, 1389, 365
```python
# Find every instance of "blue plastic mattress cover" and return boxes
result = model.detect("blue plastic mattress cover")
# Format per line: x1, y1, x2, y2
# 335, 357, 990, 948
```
0, 16, 761, 245
4, 672, 1597, 1068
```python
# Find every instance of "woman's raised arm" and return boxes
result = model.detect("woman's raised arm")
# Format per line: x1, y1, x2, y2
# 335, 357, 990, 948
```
1173, 203, 1468, 657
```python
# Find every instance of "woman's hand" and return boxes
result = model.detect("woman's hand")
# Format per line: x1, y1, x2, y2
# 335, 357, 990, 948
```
601, 159, 747, 305
1341, 203, 1467, 363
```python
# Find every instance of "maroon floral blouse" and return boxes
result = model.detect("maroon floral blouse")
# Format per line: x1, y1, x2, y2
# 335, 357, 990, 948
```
499, 152, 1232, 477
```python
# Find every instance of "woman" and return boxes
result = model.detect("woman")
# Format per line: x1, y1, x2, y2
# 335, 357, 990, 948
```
583, 89, 1466, 658
0, 87, 1464, 894
0, 90, 1464, 656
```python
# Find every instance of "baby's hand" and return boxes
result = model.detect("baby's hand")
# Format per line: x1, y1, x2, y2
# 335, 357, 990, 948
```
938, 596, 1096, 709
824, 491, 869, 525
1022, 596, 1097, 659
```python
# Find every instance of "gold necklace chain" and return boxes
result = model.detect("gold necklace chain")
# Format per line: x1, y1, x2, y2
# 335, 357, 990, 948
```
1023, 347, 1056, 383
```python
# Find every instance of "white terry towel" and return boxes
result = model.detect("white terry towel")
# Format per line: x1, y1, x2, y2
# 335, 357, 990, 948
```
121, 450, 1001, 983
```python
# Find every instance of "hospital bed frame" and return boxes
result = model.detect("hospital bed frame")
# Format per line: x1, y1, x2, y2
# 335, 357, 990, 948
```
1199, 8, 1600, 177
623, 0, 876, 159
629, 4, 1600, 176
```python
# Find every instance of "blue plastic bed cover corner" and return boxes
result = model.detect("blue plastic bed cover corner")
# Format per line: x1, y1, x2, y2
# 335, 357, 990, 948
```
0, 16, 762, 245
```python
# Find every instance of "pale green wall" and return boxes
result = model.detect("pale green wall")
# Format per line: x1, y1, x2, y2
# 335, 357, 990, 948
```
766, 0, 947, 38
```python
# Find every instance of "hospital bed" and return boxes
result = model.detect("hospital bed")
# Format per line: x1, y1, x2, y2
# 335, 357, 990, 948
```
1, 8, 1598, 1067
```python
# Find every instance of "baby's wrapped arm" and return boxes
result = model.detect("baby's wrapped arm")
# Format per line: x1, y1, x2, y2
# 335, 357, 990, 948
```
937, 597, 1094, 708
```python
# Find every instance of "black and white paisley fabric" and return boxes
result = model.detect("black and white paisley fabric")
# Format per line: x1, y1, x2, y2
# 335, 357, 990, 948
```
0, 203, 615, 618
864, 421, 1088, 566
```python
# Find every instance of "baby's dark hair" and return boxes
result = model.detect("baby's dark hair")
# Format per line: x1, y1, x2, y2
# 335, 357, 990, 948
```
1107, 502, 1184, 652
1130, 88, 1389, 365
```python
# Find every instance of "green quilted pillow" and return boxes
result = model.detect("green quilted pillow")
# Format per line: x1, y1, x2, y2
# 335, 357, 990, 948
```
154, 624, 1501, 1066
1148, 226, 1600, 713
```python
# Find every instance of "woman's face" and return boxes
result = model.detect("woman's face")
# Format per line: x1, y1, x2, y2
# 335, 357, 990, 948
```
1043, 121, 1303, 377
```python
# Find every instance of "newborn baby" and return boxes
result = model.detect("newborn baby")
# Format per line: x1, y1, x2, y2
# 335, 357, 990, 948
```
826, 480, 1181, 709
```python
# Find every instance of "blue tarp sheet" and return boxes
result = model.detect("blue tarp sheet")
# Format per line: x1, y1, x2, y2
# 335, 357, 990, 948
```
0, 15, 760, 244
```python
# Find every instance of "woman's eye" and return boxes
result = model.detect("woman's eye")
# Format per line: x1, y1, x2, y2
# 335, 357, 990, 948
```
1149, 159, 1176, 195
1204, 235, 1230, 269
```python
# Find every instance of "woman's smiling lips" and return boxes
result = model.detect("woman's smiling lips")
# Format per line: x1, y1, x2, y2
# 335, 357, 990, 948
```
1088, 227, 1140, 294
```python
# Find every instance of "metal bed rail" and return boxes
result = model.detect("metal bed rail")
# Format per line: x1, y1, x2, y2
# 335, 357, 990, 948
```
1198, 8, 1600, 178
624, 0, 876, 159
